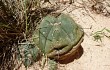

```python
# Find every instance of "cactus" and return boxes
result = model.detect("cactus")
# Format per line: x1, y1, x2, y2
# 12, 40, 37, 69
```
33, 13, 84, 59
17, 42, 40, 68
32, 13, 84, 69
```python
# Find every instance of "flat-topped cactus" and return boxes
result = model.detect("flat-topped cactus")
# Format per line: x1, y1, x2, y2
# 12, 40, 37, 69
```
33, 13, 84, 60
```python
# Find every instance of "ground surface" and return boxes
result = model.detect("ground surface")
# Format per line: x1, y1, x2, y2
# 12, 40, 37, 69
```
19, 0, 110, 70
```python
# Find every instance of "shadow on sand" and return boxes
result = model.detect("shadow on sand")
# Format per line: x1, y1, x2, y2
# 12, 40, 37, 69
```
56, 45, 84, 64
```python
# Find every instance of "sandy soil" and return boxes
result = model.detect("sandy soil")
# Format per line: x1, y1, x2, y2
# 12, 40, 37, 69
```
19, 0, 110, 70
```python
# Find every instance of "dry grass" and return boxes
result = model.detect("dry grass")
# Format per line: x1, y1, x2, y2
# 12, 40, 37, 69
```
0, 0, 57, 70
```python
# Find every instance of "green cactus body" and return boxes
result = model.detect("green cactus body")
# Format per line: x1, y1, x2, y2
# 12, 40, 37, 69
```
18, 42, 40, 68
33, 13, 84, 60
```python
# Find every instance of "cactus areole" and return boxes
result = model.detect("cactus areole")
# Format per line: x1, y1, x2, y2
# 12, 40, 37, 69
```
33, 13, 84, 60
